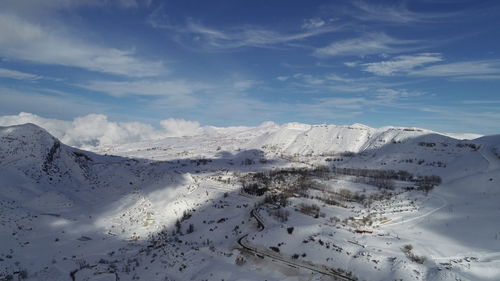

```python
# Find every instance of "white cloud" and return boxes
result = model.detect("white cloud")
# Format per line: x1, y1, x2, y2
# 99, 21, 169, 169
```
361, 53, 443, 75
81, 80, 199, 97
232, 80, 256, 91
2, 0, 150, 17
325, 74, 354, 82
187, 21, 339, 49
0, 112, 71, 139
80, 79, 209, 109
0, 112, 204, 149
462, 100, 500, 105
315, 97, 368, 110
408, 60, 500, 79
314, 33, 416, 57
293, 97, 367, 119
346, 1, 451, 23
0, 68, 42, 80
150, 14, 341, 50
285, 72, 381, 93
0, 87, 107, 118
344, 61, 358, 67
375, 88, 423, 101
0, 13, 165, 77
302, 18, 327, 29
65, 114, 158, 148
357, 55, 500, 79
292, 73, 325, 85
276, 76, 289, 81
160, 118, 201, 137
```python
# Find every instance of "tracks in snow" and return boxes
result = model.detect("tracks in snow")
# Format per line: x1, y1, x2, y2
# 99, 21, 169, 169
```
237, 208, 356, 281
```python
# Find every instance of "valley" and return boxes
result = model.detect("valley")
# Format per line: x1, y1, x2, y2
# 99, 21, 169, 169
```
1, 122, 499, 281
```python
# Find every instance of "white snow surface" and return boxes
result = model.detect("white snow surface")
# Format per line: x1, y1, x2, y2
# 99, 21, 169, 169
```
1, 123, 499, 281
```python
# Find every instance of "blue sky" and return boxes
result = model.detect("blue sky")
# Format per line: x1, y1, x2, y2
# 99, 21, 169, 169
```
0, 0, 499, 134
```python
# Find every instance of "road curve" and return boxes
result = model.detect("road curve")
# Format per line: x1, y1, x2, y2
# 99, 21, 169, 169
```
237, 208, 356, 281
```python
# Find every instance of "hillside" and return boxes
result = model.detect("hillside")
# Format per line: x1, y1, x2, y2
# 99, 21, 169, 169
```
1, 123, 499, 281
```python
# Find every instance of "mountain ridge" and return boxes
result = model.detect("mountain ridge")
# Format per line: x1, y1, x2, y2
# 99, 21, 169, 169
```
1, 122, 499, 281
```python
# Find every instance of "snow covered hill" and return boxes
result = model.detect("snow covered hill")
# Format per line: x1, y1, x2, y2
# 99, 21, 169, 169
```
1, 123, 499, 281
101, 122, 488, 181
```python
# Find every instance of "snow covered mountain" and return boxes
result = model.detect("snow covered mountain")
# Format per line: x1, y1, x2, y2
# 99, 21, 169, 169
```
101, 122, 487, 180
1, 123, 499, 281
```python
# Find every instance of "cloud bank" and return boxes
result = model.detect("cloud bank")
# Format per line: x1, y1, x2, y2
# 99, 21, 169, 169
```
160, 118, 202, 137
0, 112, 203, 149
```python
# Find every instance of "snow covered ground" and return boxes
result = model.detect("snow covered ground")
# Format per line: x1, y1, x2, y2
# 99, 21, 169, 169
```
0, 122, 499, 281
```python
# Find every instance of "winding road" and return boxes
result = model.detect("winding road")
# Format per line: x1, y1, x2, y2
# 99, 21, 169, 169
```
237, 208, 356, 281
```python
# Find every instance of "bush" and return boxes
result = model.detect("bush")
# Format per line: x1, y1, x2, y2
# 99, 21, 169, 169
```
298, 203, 320, 218
402, 244, 413, 252
402, 244, 426, 264
270, 246, 280, 253
369, 178, 395, 190
175, 219, 182, 234
264, 194, 288, 207
17, 269, 28, 280
242, 182, 268, 196
235, 255, 246, 266
270, 208, 290, 222
186, 224, 194, 234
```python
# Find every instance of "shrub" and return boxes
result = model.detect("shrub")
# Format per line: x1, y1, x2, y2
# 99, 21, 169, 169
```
402, 244, 426, 264
270, 208, 290, 222
402, 244, 413, 252
235, 255, 246, 266
270, 246, 280, 253
175, 219, 182, 234
186, 224, 194, 234
298, 203, 320, 217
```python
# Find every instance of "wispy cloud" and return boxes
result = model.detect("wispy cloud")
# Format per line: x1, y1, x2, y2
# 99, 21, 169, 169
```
462, 100, 500, 104
81, 80, 199, 97
313, 33, 417, 57
408, 60, 500, 79
232, 80, 257, 91
292, 73, 326, 86
344, 1, 456, 23
325, 74, 354, 83
412, 105, 500, 133
186, 21, 340, 49
80, 79, 210, 108
292, 97, 366, 119
361, 53, 443, 75
344, 61, 359, 67
2, 0, 151, 17
0, 13, 165, 77
375, 88, 423, 101
353, 54, 500, 80
0, 68, 43, 80
149, 11, 342, 50
0, 87, 109, 118
278, 72, 391, 94
302, 17, 329, 29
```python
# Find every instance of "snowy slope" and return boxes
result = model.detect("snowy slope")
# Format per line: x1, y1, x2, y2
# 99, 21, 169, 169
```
103, 122, 474, 159
1, 123, 499, 281
102, 122, 486, 182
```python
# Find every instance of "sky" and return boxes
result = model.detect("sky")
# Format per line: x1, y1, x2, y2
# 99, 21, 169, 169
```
1, 0, 500, 136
